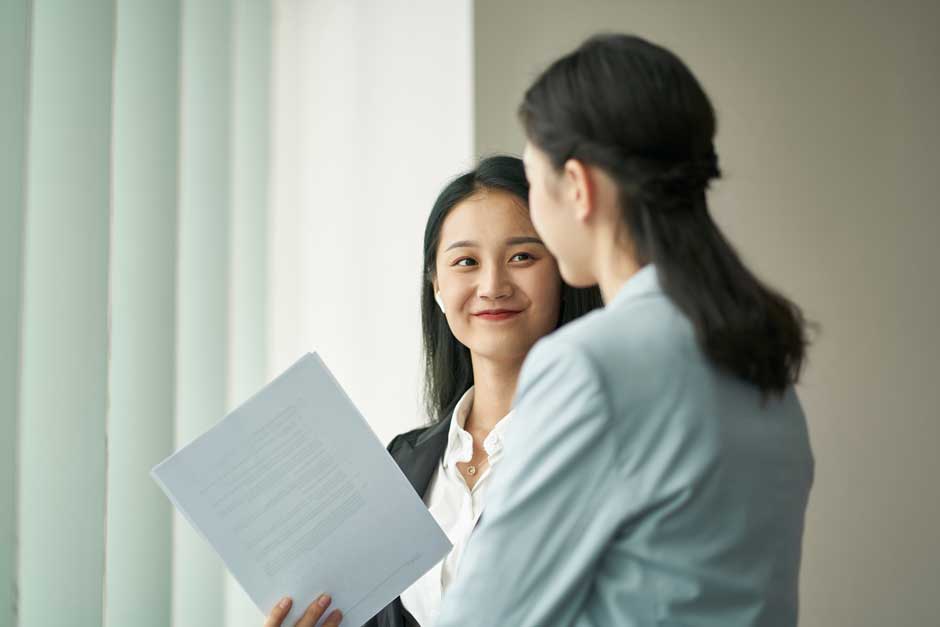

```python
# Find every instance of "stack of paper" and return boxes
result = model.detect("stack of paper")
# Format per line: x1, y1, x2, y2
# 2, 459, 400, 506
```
152, 353, 451, 625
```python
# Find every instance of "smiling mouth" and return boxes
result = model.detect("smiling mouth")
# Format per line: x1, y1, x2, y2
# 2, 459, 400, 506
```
473, 310, 522, 321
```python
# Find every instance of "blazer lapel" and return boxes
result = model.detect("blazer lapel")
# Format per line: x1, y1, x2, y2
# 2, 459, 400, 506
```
395, 418, 449, 497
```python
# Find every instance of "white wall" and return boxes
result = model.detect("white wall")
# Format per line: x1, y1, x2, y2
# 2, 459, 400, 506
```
269, 0, 475, 445
473, 1, 940, 625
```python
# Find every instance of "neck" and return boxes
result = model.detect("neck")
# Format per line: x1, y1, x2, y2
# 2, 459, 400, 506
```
466, 353, 522, 434
595, 226, 642, 303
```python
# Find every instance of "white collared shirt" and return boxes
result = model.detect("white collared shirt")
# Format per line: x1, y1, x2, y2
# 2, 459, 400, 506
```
399, 386, 513, 627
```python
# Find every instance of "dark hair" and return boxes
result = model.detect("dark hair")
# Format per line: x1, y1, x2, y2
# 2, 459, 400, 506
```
421, 155, 604, 423
519, 34, 809, 397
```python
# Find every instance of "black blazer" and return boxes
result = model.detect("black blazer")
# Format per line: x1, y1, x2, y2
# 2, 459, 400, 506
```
362, 417, 450, 627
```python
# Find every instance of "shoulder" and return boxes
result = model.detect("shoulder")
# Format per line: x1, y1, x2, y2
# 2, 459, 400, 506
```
554, 289, 697, 372
514, 324, 609, 419
521, 290, 699, 418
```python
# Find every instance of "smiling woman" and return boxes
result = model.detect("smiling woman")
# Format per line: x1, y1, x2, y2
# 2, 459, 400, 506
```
433, 189, 561, 369
261, 156, 601, 627
421, 156, 603, 428
378, 155, 601, 627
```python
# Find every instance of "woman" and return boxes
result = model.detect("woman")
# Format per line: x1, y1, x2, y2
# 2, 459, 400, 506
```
436, 35, 815, 626
264, 155, 603, 627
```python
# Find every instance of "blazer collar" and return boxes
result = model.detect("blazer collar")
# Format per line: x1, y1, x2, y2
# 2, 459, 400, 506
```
415, 409, 451, 447
397, 417, 449, 497
608, 263, 661, 309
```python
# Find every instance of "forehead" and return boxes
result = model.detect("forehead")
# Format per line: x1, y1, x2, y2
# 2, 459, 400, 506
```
439, 189, 535, 244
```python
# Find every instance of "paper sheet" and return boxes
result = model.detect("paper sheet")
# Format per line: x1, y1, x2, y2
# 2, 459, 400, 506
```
152, 353, 451, 626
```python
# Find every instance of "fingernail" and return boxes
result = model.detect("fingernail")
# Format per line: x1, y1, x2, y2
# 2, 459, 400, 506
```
279, 597, 291, 609
318, 594, 332, 608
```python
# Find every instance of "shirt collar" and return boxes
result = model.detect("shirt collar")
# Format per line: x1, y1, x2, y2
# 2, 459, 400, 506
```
608, 263, 661, 310
442, 386, 514, 469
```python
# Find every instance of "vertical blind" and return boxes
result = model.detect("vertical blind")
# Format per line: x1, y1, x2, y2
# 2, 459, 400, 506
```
2, 1, 472, 625
3, 1, 271, 625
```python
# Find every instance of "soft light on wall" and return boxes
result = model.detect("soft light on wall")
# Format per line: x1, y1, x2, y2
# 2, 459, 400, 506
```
268, 0, 474, 445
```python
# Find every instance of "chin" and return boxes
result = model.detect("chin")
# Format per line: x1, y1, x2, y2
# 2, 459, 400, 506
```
470, 336, 536, 363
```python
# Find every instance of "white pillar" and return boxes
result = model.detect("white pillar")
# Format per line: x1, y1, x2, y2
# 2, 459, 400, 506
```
0, 1, 29, 625
173, 0, 233, 625
269, 0, 474, 444
17, 1, 115, 625
103, 2, 181, 626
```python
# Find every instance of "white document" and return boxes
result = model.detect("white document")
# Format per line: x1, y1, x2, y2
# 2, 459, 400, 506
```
152, 353, 451, 626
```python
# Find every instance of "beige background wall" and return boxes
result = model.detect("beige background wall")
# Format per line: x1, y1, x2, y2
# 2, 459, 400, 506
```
473, 1, 940, 625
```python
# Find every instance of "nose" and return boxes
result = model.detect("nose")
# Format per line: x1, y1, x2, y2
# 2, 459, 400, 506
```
478, 262, 513, 301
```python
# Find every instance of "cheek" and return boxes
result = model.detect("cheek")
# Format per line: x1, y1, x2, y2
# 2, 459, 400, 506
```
443, 308, 472, 350
440, 278, 473, 312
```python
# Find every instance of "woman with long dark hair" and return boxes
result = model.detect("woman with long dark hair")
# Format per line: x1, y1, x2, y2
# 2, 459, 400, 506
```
379, 155, 601, 627
264, 155, 602, 627
437, 35, 815, 626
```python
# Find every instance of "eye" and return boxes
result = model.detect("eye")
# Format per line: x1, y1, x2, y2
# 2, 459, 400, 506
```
510, 252, 535, 263
453, 257, 477, 267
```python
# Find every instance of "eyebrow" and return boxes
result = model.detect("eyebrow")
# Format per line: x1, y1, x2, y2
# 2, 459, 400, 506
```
444, 236, 545, 252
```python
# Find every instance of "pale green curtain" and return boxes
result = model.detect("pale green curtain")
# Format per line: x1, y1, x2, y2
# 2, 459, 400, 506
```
0, 0, 30, 623
2, 1, 271, 626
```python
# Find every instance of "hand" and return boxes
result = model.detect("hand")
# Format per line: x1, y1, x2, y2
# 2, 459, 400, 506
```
264, 594, 343, 627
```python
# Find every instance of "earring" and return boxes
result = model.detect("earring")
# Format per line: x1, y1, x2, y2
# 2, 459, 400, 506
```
434, 292, 446, 314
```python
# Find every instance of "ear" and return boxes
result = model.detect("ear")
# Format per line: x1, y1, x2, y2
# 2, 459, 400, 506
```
563, 158, 596, 223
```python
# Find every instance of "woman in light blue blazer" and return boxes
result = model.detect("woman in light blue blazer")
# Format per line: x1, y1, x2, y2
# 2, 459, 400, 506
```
437, 34, 815, 626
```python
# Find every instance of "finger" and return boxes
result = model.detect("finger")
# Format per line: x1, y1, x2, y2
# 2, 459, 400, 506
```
293, 594, 332, 627
321, 609, 344, 627
264, 597, 292, 627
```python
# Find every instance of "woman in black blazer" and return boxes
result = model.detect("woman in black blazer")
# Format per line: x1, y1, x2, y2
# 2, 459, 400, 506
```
263, 155, 600, 627
365, 155, 602, 627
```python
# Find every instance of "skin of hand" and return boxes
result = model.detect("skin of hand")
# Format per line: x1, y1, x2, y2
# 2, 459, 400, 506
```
264, 595, 343, 627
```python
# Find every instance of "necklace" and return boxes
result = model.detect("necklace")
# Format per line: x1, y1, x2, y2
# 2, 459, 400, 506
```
466, 457, 488, 476
465, 449, 490, 476
464, 416, 492, 477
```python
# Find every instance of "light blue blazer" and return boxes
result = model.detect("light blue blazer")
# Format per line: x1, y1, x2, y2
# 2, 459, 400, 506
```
436, 265, 814, 626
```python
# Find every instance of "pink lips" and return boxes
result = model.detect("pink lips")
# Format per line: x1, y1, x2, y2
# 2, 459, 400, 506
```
473, 309, 521, 321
